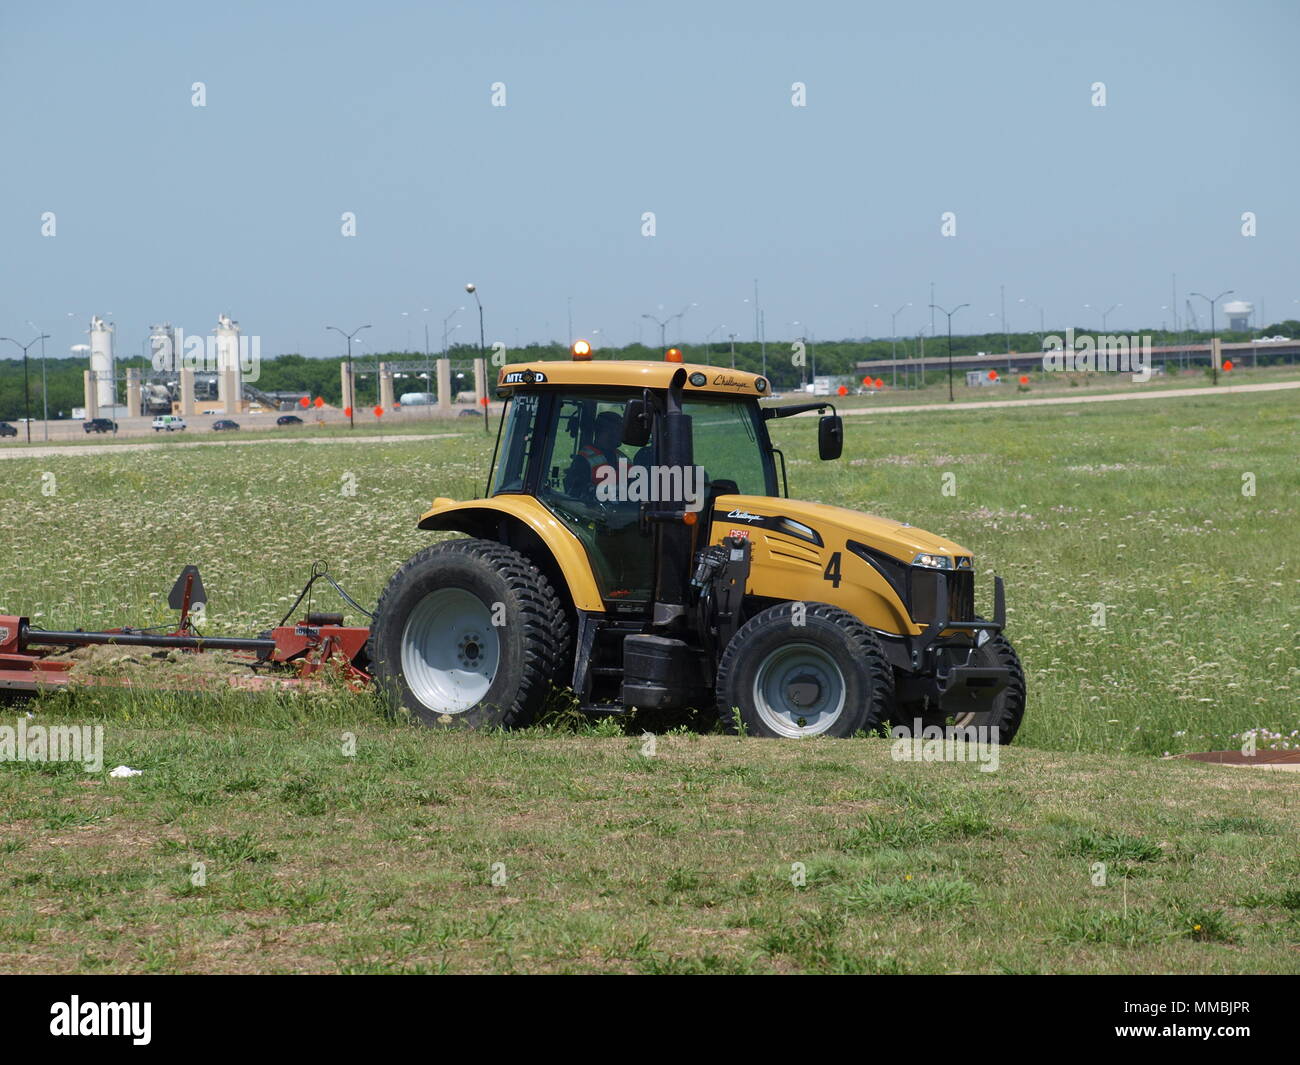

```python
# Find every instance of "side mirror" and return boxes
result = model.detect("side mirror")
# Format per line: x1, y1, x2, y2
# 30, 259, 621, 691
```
818, 414, 843, 460
622, 398, 651, 447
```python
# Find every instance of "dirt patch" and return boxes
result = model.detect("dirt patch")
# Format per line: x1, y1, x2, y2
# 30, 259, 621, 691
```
1180, 751, 1300, 773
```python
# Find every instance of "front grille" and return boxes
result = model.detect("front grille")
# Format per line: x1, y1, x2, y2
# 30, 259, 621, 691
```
847, 540, 976, 625
947, 571, 974, 622
906, 569, 974, 625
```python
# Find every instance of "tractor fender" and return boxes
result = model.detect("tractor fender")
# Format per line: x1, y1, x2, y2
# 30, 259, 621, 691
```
416, 496, 605, 613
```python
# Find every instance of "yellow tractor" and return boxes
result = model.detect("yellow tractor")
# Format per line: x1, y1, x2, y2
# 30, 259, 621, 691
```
367, 346, 1025, 740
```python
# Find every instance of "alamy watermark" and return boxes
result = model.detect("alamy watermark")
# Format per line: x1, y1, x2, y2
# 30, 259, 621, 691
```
50, 996, 151, 1045
150, 324, 261, 382
890, 719, 1000, 773
1042, 327, 1152, 382
594, 461, 706, 512
1, 718, 103, 772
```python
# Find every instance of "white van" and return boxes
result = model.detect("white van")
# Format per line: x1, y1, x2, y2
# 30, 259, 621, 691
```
152, 415, 187, 432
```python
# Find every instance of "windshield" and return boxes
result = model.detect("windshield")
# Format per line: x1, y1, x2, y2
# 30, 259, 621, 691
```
491, 390, 776, 499
682, 395, 775, 497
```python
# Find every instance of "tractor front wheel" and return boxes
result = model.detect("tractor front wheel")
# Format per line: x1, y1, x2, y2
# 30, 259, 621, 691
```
367, 538, 569, 729
716, 602, 894, 738
892, 626, 1027, 744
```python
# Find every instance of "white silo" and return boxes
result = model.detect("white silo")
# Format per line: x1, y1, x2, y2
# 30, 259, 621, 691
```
1223, 300, 1253, 332
88, 315, 115, 409
149, 322, 177, 371
214, 313, 242, 407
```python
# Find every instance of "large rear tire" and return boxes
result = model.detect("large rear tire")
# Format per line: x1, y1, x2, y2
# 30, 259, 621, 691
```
368, 539, 569, 729
716, 602, 894, 738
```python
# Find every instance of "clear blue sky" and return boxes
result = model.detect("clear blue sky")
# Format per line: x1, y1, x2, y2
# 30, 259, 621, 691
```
2, 0, 1297, 361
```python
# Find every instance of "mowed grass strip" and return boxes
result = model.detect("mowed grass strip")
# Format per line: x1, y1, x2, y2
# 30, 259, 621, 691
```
1, 722, 1298, 974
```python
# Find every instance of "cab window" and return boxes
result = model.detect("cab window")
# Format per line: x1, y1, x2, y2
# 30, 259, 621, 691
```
682, 396, 775, 497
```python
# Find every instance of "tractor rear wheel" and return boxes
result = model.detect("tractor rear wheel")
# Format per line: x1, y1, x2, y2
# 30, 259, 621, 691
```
716, 602, 893, 738
367, 538, 569, 729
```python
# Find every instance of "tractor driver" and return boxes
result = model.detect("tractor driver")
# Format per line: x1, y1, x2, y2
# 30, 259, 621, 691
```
564, 410, 626, 499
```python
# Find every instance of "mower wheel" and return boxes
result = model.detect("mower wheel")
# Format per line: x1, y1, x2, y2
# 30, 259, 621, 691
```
716, 602, 893, 738
367, 538, 568, 729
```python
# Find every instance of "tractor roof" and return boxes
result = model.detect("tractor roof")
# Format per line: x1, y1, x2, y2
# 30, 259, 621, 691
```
495, 359, 769, 398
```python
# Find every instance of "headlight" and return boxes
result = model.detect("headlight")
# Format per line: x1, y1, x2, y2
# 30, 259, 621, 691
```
911, 552, 952, 570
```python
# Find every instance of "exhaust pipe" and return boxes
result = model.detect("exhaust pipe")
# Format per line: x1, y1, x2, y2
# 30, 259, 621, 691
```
652, 367, 694, 629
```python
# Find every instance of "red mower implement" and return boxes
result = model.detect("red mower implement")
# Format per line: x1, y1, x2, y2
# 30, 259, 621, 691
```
0, 564, 372, 696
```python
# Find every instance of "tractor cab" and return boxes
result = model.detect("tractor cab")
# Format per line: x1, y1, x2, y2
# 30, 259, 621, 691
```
486, 357, 795, 612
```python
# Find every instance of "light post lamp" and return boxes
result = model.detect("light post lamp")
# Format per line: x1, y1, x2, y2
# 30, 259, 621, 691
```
1084, 303, 1122, 332
1, 334, 48, 443
1190, 289, 1233, 385
890, 303, 911, 388
642, 313, 669, 350
728, 333, 737, 368
466, 283, 488, 433
929, 303, 969, 402
326, 324, 370, 428
642, 303, 694, 352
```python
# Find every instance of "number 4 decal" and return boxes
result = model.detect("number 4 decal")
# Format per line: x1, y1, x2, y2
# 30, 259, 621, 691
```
823, 551, 842, 588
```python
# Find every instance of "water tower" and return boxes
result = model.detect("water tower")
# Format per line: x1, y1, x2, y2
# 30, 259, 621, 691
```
1224, 300, 1253, 332
88, 315, 115, 409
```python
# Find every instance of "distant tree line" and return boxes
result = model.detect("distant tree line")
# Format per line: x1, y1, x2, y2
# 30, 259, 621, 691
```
2, 322, 1297, 421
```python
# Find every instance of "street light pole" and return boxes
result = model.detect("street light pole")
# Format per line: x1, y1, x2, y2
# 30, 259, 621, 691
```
326, 324, 370, 428
1, 334, 48, 443
1190, 289, 1233, 386
1019, 298, 1046, 352
928, 303, 969, 402
442, 306, 464, 353
705, 325, 724, 366
891, 303, 911, 389
25, 324, 50, 440
642, 313, 668, 350
40, 332, 48, 440
466, 283, 488, 433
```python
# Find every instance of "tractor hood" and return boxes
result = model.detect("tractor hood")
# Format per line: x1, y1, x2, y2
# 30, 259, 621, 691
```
712, 494, 973, 567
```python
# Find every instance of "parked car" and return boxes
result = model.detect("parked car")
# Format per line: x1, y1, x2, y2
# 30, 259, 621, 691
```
212, 419, 240, 432
152, 415, 187, 432
276, 414, 303, 426
83, 418, 118, 434
0, 421, 17, 438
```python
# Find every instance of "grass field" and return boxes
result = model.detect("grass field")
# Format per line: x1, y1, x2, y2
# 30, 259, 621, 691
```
1, 381, 1297, 972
